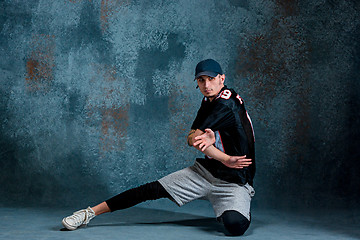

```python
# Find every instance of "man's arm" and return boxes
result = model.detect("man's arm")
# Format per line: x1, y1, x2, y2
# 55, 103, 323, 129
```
187, 129, 197, 146
187, 129, 252, 169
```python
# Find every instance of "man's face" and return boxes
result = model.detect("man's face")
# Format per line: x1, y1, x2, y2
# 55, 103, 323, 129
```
196, 74, 225, 101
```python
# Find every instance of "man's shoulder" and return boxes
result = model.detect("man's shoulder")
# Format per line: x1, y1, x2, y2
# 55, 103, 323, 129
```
215, 88, 243, 107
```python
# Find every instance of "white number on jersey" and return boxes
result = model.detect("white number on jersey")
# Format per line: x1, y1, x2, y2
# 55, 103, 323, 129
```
220, 90, 232, 99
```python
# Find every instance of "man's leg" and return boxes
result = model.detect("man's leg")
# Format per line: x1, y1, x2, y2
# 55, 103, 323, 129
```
62, 181, 170, 230
104, 181, 171, 212
91, 180, 171, 214
219, 210, 250, 236
91, 202, 110, 215
209, 179, 254, 236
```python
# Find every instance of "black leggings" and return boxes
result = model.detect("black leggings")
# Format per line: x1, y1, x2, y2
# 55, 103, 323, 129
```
218, 210, 251, 236
105, 181, 171, 211
105, 181, 250, 236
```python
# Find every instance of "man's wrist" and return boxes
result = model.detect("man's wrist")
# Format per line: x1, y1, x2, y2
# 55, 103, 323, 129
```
221, 155, 231, 163
187, 129, 196, 146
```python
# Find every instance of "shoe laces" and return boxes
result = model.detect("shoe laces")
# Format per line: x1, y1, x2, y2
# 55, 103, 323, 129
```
70, 207, 95, 226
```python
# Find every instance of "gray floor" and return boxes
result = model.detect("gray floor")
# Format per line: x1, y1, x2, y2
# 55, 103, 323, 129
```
1, 200, 359, 240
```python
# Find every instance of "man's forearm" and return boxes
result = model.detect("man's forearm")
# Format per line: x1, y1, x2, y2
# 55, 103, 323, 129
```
188, 129, 230, 163
202, 145, 230, 163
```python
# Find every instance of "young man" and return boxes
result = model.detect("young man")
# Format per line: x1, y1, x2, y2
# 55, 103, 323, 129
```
62, 59, 256, 236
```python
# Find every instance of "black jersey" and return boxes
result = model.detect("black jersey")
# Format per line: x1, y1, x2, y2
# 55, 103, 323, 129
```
191, 86, 255, 186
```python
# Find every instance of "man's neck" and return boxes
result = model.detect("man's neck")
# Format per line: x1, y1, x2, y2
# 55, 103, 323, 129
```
208, 96, 216, 102
208, 85, 226, 102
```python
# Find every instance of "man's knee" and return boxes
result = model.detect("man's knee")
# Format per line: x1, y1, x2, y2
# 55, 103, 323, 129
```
220, 210, 250, 236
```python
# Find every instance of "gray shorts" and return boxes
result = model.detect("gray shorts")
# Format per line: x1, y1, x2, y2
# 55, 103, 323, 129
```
158, 161, 255, 220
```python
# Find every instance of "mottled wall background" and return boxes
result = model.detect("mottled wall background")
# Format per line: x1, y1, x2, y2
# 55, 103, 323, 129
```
1, 0, 359, 209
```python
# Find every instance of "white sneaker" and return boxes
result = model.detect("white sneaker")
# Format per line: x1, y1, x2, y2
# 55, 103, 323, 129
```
62, 207, 96, 230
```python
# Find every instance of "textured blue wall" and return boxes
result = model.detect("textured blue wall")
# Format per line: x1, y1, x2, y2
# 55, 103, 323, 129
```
1, 0, 359, 209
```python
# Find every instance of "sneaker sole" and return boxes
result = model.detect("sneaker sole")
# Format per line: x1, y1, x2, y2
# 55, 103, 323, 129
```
62, 218, 79, 231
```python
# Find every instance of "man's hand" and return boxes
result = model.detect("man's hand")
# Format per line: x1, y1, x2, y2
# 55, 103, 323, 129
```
193, 128, 216, 151
221, 155, 252, 169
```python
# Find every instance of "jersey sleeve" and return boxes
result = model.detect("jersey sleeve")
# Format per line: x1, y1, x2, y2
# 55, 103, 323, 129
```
191, 102, 207, 130
195, 101, 235, 132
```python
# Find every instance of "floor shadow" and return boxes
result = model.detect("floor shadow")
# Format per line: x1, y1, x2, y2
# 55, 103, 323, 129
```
85, 207, 222, 235
92, 217, 223, 235
82, 206, 265, 236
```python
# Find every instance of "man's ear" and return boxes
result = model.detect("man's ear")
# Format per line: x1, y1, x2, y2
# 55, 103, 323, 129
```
220, 74, 225, 83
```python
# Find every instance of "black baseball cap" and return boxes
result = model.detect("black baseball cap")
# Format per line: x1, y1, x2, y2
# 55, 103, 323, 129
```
195, 59, 223, 79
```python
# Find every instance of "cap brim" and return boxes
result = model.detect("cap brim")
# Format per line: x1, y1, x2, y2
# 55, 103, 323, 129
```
194, 71, 218, 79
